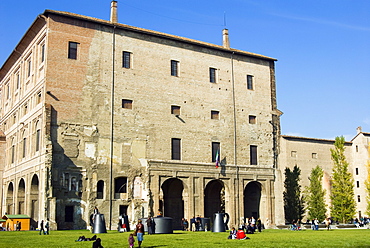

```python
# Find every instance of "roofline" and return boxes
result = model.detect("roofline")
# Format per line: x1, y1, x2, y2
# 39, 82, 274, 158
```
281, 135, 352, 145
43, 9, 277, 61
351, 132, 370, 142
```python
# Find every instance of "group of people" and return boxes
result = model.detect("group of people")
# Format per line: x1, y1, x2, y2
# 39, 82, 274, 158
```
128, 219, 145, 248
228, 227, 250, 240
189, 215, 207, 231
39, 219, 50, 235
241, 217, 263, 234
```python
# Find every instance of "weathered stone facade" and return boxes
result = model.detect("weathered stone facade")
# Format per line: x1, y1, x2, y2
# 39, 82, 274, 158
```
280, 128, 370, 221
0, 4, 283, 230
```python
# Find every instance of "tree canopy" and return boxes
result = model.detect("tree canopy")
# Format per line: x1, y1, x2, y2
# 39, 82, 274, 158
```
305, 165, 327, 221
284, 165, 305, 223
330, 136, 356, 223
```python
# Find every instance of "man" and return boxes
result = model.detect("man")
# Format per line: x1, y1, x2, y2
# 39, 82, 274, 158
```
39, 220, 44, 235
146, 216, 153, 235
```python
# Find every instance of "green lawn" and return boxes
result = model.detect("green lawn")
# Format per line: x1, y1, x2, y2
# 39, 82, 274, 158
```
1, 228, 370, 248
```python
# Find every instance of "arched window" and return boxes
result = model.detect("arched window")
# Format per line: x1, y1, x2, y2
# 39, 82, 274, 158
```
97, 180, 104, 199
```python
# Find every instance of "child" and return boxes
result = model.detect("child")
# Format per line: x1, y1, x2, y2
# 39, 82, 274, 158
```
128, 233, 135, 248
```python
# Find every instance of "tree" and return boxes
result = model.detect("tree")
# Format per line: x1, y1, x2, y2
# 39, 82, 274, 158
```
305, 165, 327, 222
365, 143, 370, 216
330, 136, 356, 223
284, 165, 305, 223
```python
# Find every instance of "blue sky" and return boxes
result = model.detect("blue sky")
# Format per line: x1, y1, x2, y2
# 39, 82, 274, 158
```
1, 0, 369, 140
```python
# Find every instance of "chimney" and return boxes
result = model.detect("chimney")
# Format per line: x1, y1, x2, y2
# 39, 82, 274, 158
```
222, 29, 230, 49
110, 1, 118, 23
357, 126, 362, 134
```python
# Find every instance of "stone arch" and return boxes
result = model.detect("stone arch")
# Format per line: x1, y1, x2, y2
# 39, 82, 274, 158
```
6, 182, 14, 214
30, 174, 39, 220
161, 178, 184, 230
17, 178, 26, 214
204, 179, 225, 219
243, 181, 262, 220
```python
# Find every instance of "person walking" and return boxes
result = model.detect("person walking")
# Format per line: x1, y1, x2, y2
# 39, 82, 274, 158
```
128, 233, 135, 248
135, 219, 145, 248
39, 220, 45, 235
44, 219, 50, 235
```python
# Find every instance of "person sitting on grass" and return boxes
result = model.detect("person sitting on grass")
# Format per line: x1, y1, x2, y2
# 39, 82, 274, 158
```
92, 238, 103, 248
228, 227, 237, 239
236, 228, 249, 240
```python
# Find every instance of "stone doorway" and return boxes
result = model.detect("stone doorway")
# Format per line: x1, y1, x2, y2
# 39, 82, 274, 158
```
161, 178, 184, 230
243, 181, 261, 219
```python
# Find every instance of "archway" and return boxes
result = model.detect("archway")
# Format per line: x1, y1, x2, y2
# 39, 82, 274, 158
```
161, 178, 184, 230
18, 178, 26, 214
243, 181, 261, 220
204, 180, 225, 219
30, 174, 39, 227
6, 182, 14, 214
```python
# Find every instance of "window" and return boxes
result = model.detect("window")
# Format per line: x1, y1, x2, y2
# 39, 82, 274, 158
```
41, 44, 45, 63
171, 60, 179, 76
65, 206, 74, 222
6, 83, 10, 99
68, 42, 79, 59
212, 142, 220, 162
357, 181, 360, 188
209, 68, 216, 83
250, 145, 257, 165
97, 180, 104, 199
16, 73, 20, 90
27, 59, 32, 77
356, 145, 358, 152
358, 195, 361, 202
35, 129, 41, 152
247, 75, 254, 90
22, 137, 27, 158
312, 153, 317, 159
171, 138, 181, 160
36, 91, 42, 104
171, 105, 180, 116
291, 151, 297, 158
11, 142, 15, 164
122, 99, 133, 109
249, 115, 256, 124
356, 168, 359, 175
211, 110, 219, 120
115, 177, 127, 199
122, 51, 131, 68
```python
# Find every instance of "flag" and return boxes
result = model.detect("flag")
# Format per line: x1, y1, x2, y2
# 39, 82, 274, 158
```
215, 149, 220, 168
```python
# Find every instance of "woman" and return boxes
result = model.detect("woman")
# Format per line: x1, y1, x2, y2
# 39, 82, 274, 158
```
135, 219, 145, 248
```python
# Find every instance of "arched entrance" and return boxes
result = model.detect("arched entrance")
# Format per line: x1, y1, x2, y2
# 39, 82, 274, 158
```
244, 181, 261, 219
18, 178, 26, 214
6, 182, 14, 214
161, 178, 184, 230
204, 180, 225, 219
30, 174, 39, 228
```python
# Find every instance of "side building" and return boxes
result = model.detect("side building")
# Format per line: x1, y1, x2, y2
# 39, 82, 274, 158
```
0, 2, 283, 230
280, 127, 370, 221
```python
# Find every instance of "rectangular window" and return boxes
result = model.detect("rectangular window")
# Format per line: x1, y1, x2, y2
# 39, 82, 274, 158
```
36, 91, 42, 104
68, 42, 78, 59
171, 138, 181, 160
211, 110, 219, 120
122, 51, 131, 68
6, 83, 10, 99
122, 99, 133, 109
210, 68, 216, 83
27, 60, 32, 77
249, 115, 256, 124
356, 168, 359, 175
250, 145, 257, 165
171, 60, 179, 76
291, 151, 297, 158
358, 195, 361, 202
36, 129, 41, 152
22, 138, 27, 158
357, 181, 360, 188
16, 73, 20, 89
171, 105, 180, 116
312, 153, 317, 159
212, 142, 220, 162
41, 44, 45, 63
247, 75, 254, 90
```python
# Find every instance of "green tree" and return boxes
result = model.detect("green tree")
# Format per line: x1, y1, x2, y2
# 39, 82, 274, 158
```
330, 136, 356, 223
284, 165, 305, 223
305, 165, 327, 221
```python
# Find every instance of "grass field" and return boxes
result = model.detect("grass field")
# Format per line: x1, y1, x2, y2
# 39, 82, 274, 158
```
1, 228, 370, 248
